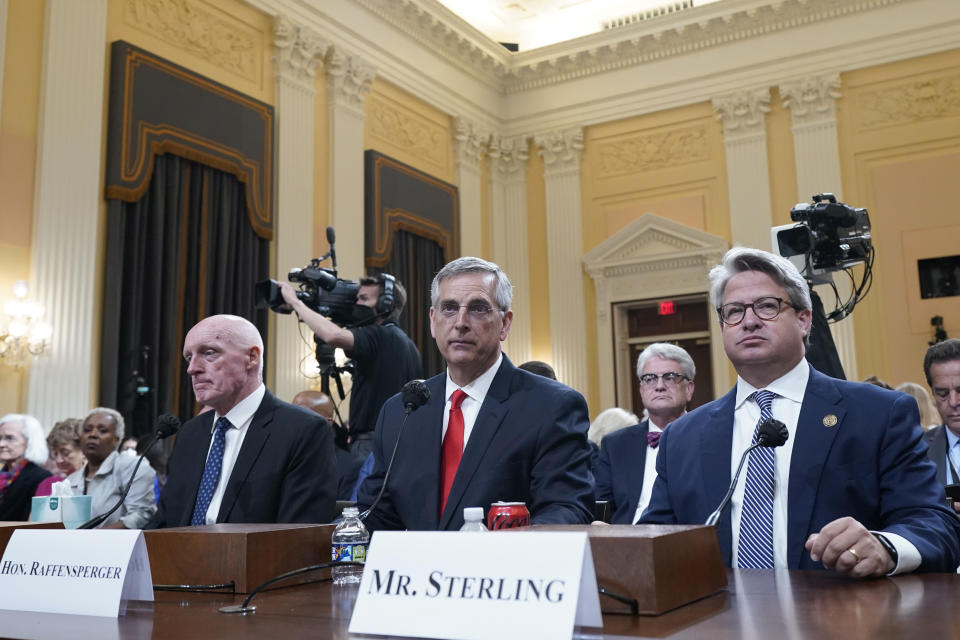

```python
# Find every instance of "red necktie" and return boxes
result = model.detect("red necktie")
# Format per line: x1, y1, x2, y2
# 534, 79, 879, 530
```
440, 389, 468, 516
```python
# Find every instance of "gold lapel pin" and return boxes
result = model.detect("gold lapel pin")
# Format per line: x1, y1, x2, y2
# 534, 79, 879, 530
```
823, 414, 838, 428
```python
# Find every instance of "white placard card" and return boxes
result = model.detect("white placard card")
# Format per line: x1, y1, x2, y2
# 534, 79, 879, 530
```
0, 529, 154, 617
349, 531, 602, 640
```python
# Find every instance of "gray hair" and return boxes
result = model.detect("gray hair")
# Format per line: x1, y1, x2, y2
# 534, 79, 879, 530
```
588, 408, 640, 446
84, 407, 125, 440
431, 257, 513, 312
636, 342, 696, 381
0, 414, 49, 465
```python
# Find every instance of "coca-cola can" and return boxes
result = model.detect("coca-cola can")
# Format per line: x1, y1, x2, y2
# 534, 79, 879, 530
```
487, 501, 530, 529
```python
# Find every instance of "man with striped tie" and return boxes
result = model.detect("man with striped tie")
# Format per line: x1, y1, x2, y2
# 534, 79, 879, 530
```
640, 247, 960, 576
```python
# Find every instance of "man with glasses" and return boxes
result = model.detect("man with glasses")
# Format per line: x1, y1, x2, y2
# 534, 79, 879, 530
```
921, 338, 960, 517
640, 247, 959, 576
356, 257, 595, 531
594, 343, 694, 523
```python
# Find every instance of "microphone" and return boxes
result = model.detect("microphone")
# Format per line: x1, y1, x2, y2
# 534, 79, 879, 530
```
326, 226, 337, 271
78, 413, 181, 530
704, 418, 788, 527
360, 380, 430, 522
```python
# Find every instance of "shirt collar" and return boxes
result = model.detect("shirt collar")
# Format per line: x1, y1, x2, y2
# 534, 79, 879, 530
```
735, 358, 809, 408
445, 353, 503, 405
946, 426, 960, 450
212, 384, 266, 432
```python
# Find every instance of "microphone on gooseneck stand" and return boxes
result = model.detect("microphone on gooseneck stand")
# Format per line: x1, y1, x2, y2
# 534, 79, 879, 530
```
78, 413, 181, 530
327, 226, 337, 271
704, 418, 788, 527
359, 379, 430, 522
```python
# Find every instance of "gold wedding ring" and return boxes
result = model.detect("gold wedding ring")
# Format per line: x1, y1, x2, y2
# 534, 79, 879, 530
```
847, 547, 861, 562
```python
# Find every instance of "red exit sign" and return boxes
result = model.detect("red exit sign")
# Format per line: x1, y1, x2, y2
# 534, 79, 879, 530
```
658, 300, 676, 315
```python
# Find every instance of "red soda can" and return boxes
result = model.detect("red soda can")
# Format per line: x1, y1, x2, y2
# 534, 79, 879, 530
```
487, 501, 530, 529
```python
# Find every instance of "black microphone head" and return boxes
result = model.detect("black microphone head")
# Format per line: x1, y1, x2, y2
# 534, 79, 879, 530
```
326, 226, 336, 244
757, 418, 788, 447
156, 413, 181, 439
401, 379, 430, 413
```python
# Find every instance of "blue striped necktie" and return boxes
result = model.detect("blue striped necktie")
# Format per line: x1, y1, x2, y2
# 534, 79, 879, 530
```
190, 417, 232, 526
738, 390, 777, 569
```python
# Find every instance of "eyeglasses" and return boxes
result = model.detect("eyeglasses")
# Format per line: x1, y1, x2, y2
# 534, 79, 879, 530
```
436, 301, 498, 320
639, 372, 689, 387
717, 296, 795, 326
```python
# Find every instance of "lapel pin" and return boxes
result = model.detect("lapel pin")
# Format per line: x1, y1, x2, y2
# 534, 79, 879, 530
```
822, 414, 838, 428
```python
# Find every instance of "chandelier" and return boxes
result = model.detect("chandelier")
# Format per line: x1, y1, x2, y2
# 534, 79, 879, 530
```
0, 281, 53, 369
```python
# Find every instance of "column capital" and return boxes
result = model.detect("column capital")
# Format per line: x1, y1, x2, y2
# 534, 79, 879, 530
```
273, 16, 328, 84
453, 116, 490, 171
326, 46, 376, 112
535, 127, 583, 175
780, 73, 842, 126
712, 88, 771, 140
488, 134, 529, 179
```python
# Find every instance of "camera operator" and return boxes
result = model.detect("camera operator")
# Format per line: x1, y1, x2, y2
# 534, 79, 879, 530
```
277, 275, 422, 460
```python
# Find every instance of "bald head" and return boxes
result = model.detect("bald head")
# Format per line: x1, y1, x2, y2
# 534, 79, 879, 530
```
292, 390, 335, 421
183, 315, 264, 415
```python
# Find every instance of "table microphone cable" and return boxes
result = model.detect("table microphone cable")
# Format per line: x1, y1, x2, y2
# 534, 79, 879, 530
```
219, 561, 364, 614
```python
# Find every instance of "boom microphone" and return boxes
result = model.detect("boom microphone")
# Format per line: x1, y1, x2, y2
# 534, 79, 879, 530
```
704, 418, 788, 527
78, 413, 181, 530
360, 380, 430, 522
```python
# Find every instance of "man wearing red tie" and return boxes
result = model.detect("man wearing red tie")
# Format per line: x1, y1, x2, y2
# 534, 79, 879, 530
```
356, 257, 595, 530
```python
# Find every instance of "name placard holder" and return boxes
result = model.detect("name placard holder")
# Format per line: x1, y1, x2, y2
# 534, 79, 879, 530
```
0, 529, 153, 617
349, 531, 602, 640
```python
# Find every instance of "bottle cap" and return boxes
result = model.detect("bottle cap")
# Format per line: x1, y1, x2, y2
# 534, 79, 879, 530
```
463, 506, 484, 521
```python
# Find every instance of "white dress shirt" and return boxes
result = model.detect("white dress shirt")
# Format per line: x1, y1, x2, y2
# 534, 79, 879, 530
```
632, 422, 663, 524
199, 384, 266, 525
442, 353, 503, 449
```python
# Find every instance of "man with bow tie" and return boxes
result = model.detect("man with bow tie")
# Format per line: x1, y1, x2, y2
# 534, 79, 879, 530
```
594, 343, 695, 524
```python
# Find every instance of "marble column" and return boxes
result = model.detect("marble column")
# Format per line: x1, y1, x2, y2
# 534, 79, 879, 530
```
488, 135, 530, 364
713, 88, 773, 251
454, 117, 488, 259
26, 0, 108, 429
272, 16, 328, 401
535, 128, 588, 395
780, 73, 857, 379
326, 46, 375, 281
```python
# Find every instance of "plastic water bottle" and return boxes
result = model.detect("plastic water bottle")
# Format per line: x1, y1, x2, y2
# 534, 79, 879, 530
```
460, 507, 487, 531
332, 506, 369, 586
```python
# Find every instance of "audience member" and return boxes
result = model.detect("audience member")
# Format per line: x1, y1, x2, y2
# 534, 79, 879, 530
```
517, 360, 557, 380
35, 418, 84, 497
138, 433, 170, 504
863, 375, 893, 390
897, 382, 941, 431
641, 247, 960, 576
357, 257, 594, 530
0, 414, 51, 520
119, 437, 138, 455
596, 343, 694, 524
587, 408, 639, 447
921, 339, 960, 516
293, 389, 362, 500
66, 408, 156, 529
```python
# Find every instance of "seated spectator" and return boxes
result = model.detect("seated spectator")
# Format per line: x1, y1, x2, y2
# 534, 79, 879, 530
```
518, 360, 558, 380
119, 437, 138, 455
292, 389, 362, 500
138, 433, 170, 504
35, 418, 84, 496
588, 407, 640, 447
896, 382, 941, 431
0, 414, 52, 520
67, 408, 156, 529
863, 375, 893, 390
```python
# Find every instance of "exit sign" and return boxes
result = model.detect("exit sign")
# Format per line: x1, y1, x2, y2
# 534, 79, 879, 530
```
658, 300, 676, 315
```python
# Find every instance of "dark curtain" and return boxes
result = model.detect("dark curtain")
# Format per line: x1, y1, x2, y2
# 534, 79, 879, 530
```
100, 154, 269, 436
370, 229, 445, 378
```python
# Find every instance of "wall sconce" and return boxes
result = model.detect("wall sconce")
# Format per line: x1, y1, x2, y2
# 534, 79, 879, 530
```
0, 280, 53, 369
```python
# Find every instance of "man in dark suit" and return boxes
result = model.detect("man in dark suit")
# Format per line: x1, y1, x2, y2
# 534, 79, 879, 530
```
147, 315, 336, 528
594, 342, 694, 524
640, 247, 960, 576
922, 338, 960, 516
357, 257, 594, 531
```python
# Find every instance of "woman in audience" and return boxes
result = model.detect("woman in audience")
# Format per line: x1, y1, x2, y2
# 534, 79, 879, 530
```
588, 407, 640, 447
67, 408, 155, 529
34, 418, 84, 496
896, 382, 941, 430
0, 414, 52, 520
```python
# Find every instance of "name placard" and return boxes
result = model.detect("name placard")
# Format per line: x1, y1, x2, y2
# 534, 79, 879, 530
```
0, 529, 153, 617
349, 531, 602, 640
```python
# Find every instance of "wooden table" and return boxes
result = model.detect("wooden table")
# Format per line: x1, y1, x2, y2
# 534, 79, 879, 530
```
4, 568, 953, 639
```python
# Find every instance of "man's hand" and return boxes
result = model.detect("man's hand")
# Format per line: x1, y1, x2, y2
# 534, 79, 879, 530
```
805, 516, 895, 578
277, 281, 299, 309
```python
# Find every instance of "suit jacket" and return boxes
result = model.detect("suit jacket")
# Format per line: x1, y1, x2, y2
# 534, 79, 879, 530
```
594, 421, 648, 524
147, 390, 336, 528
923, 425, 951, 485
357, 356, 595, 531
0, 461, 51, 521
641, 365, 960, 572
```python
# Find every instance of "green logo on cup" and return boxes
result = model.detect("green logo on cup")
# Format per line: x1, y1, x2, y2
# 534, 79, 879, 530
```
49, 497, 59, 510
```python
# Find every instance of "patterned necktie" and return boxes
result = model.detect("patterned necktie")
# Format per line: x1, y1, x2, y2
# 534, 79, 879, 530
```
647, 430, 662, 448
439, 389, 468, 516
738, 390, 777, 569
190, 417, 232, 526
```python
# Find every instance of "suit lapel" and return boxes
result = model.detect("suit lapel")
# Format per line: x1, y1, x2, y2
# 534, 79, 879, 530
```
924, 426, 947, 485
623, 421, 649, 515
178, 414, 216, 526
217, 392, 274, 522
419, 376, 446, 529
439, 359, 513, 529
786, 367, 844, 568
701, 389, 736, 564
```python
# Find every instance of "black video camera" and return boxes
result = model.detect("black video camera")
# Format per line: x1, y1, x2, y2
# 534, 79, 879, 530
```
776, 193, 872, 276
